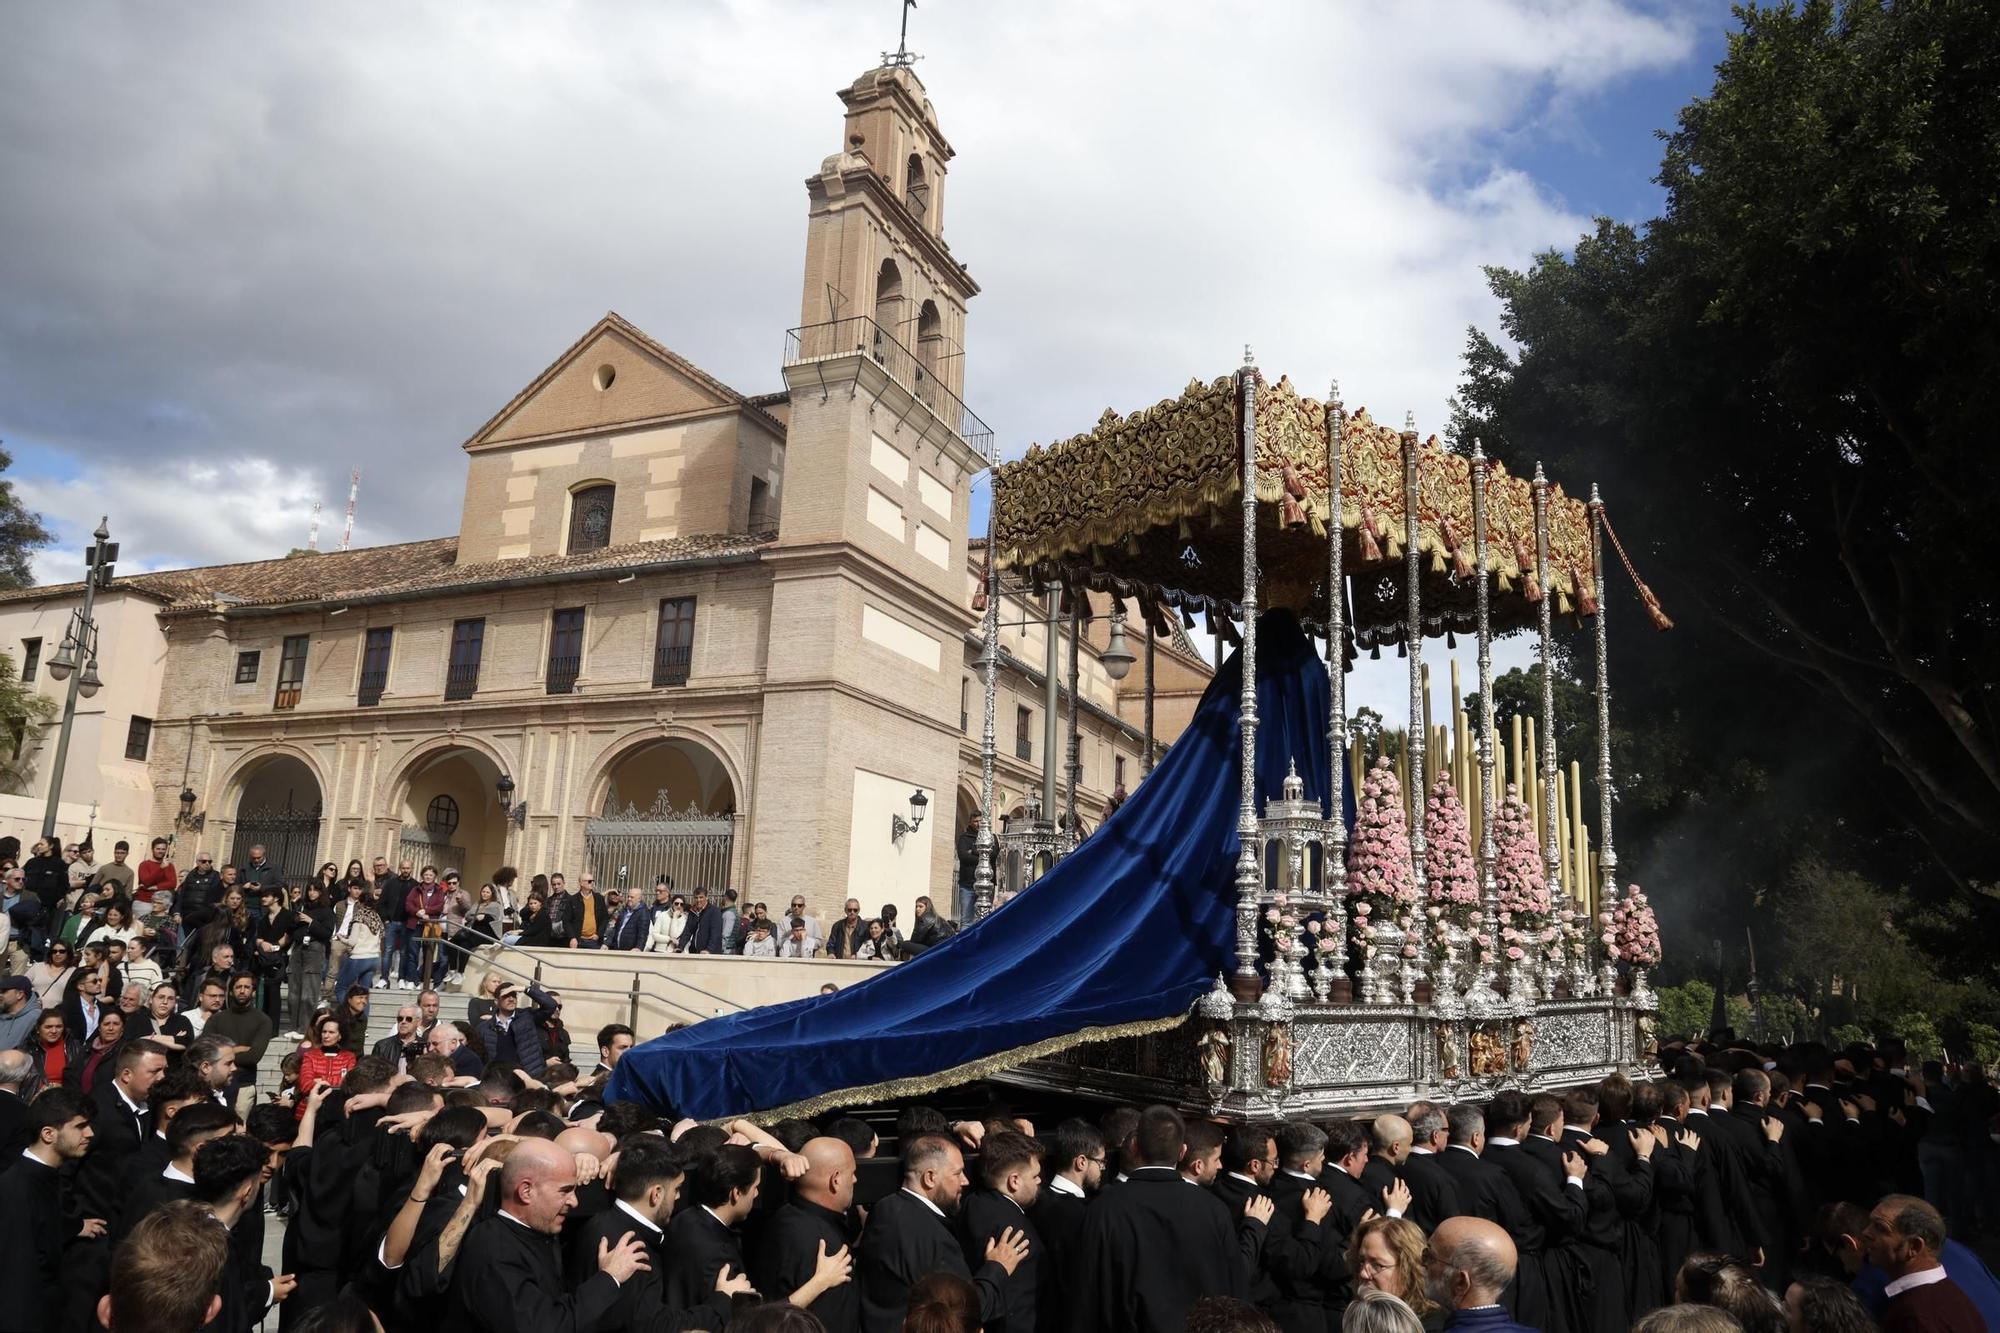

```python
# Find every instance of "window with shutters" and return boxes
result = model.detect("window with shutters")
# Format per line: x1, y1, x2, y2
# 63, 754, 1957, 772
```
653, 597, 696, 687
547, 608, 585, 694
274, 635, 309, 710
445, 619, 484, 701
357, 627, 393, 707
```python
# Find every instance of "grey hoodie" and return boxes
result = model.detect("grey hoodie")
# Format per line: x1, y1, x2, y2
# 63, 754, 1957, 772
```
0, 994, 43, 1052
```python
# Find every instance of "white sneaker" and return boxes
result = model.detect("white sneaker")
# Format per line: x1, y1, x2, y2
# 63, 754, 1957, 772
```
373, 975, 389, 987
280, 1030, 304, 1042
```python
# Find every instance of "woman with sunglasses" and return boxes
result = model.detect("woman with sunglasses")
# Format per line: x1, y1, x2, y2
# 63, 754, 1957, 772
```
28, 941, 75, 1007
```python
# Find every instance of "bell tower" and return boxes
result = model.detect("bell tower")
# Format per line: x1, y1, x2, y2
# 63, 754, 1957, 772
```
750, 62, 989, 924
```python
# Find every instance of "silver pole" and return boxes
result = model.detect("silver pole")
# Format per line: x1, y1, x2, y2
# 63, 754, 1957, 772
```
1325, 385, 1349, 953
1231, 356, 1264, 996
1591, 485, 1619, 988
1402, 418, 1426, 900
1469, 443, 1502, 1011
1532, 465, 1568, 980
1142, 612, 1157, 777
1064, 601, 1081, 847
973, 505, 1000, 920
1041, 592, 1060, 820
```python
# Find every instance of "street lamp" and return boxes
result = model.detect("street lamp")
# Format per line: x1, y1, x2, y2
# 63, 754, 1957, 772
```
890, 786, 929, 842
41, 517, 117, 840
1099, 609, 1136, 681
495, 773, 529, 828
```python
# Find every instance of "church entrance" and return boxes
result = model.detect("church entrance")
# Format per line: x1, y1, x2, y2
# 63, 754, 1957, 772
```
228, 754, 323, 884
585, 738, 738, 898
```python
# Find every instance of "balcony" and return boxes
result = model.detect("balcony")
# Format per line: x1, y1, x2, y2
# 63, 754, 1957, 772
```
546, 655, 580, 696
1015, 737, 1033, 762
784, 315, 994, 464
653, 645, 692, 688
444, 661, 480, 702
356, 670, 388, 708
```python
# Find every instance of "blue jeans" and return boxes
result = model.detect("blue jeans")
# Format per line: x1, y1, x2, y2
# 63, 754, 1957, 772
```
381, 922, 405, 979
335, 953, 378, 999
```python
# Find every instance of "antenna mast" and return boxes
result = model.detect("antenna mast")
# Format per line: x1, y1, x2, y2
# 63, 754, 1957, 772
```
340, 469, 360, 551
307, 501, 322, 552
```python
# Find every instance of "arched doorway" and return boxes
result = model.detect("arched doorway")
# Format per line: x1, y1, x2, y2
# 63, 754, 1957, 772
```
952, 789, 981, 919
586, 738, 738, 898
395, 746, 507, 883
229, 754, 323, 884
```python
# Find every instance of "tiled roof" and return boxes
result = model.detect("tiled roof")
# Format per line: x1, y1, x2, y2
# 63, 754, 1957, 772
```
0, 532, 774, 615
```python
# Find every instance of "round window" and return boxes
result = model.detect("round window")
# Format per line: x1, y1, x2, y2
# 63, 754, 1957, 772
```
426, 794, 460, 838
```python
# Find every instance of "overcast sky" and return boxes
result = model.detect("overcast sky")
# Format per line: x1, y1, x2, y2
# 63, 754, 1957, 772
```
0, 0, 1732, 715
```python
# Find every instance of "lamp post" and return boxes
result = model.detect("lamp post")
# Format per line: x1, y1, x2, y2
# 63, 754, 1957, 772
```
40, 518, 115, 843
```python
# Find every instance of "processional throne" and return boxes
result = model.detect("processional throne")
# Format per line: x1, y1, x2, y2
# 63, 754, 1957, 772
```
968, 356, 1666, 1119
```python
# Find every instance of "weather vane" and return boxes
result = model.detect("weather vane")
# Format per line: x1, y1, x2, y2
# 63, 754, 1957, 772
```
882, 0, 920, 68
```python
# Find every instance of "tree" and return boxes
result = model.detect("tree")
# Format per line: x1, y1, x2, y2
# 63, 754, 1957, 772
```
0, 444, 50, 591
0, 650, 54, 795
1451, 0, 2000, 982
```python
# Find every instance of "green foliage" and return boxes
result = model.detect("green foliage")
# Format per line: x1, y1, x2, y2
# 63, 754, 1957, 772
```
1452, 0, 2000, 989
0, 446, 49, 592
1656, 980, 1715, 1041
0, 650, 54, 795
1964, 1023, 2000, 1068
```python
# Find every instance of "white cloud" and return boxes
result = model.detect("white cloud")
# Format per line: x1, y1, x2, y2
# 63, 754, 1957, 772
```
0, 1, 1700, 579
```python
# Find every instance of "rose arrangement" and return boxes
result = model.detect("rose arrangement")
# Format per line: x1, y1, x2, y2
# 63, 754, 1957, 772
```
1491, 783, 1552, 965
1611, 884, 1662, 967
1346, 757, 1417, 944
1423, 776, 1480, 962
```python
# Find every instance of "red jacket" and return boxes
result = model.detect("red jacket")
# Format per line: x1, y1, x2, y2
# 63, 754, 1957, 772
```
296, 1046, 356, 1118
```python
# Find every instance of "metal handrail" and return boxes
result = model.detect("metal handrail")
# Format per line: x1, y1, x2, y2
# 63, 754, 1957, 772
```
464, 934, 750, 1016
460, 942, 710, 1028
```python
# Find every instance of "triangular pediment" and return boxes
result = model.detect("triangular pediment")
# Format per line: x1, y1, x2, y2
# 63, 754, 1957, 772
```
465, 312, 751, 450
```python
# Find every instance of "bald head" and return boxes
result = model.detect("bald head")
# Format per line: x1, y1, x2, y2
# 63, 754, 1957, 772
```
0, 1049, 32, 1090
798, 1136, 858, 1213
500, 1139, 579, 1234
1371, 1114, 1413, 1162
555, 1127, 613, 1161
1427, 1217, 1518, 1310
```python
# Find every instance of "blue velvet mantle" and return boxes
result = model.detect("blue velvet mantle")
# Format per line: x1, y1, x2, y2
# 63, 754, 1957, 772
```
606, 610, 1350, 1121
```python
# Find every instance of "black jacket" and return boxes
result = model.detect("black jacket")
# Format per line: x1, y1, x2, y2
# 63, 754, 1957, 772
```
1072, 1166, 1245, 1333
448, 1211, 622, 1333
959, 1189, 1042, 1333
754, 1198, 859, 1333
556, 892, 610, 947
0, 1155, 65, 1333
1400, 1150, 1465, 1232
570, 1203, 729, 1333
860, 1189, 1007, 1333
678, 906, 724, 956
661, 1205, 744, 1317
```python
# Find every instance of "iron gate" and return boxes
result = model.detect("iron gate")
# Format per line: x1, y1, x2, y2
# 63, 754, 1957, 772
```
585, 788, 736, 897
227, 804, 323, 885
395, 827, 469, 879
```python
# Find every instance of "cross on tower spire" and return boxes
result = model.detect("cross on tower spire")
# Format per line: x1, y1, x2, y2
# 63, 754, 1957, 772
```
882, 0, 920, 68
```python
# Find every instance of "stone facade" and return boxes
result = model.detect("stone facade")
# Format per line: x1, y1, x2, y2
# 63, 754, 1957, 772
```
0, 62, 1212, 929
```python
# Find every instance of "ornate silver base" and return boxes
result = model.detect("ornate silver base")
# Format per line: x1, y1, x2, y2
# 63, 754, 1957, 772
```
999, 994, 1652, 1122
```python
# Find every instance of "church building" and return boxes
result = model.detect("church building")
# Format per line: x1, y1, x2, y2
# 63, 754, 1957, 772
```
0, 62, 1211, 924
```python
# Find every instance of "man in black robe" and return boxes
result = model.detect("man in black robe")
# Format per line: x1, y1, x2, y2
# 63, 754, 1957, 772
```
860, 1133, 1025, 1333
447, 1138, 650, 1333
662, 1143, 762, 1315
1555, 1087, 1651, 1331
1073, 1106, 1244, 1333
957, 1131, 1045, 1333
1210, 1124, 1286, 1312
191, 1133, 288, 1333
1028, 1119, 1107, 1333
0, 1087, 97, 1333
114, 1100, 238, 1242
1482, 1090, 1588, 1333
1400, 1104, 1464, 1233
753, 1136, 862, 1333
1686, 1070, 1763, 1262
571, 1135, 755, 1333
1269, 1121, 1345, 1333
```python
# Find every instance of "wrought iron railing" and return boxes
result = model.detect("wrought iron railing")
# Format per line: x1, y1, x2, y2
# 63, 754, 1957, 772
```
653, 645, 692, 688
784, 315, 994, 464
1016, 737, 1033, 761
357, 670, 388, 707
444, 662, 480, 701
546, 654, 580, 695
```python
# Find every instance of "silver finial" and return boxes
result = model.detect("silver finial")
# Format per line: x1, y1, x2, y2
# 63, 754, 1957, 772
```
1471, 436, 1486, 462
1533, 460, 1547, 483
1243, 344, 1255, 367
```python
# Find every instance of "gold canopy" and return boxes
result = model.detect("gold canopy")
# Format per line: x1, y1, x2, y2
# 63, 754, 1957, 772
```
989, 371, 1597, 644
